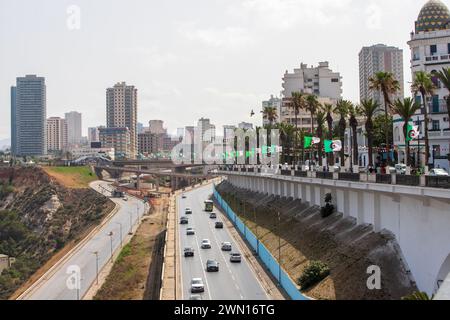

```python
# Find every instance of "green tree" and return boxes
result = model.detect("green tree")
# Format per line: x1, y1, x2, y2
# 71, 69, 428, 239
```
316, 111, 326, 166
348, 103, 359, 167
334, 100, 350, 166
369, 72, 400, 164
392, 98, 421, 166
322, 103, 335, 166
357, 99, 380, 167
412, 71, 436, 166
433, 68, 450, 125
262, 106, 278, 128
290, 92, 307, 163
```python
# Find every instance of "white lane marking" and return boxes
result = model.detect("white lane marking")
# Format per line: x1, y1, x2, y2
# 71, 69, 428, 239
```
193, 226, 213, 300
216, 203, 271, 300
208, 209, 245, 299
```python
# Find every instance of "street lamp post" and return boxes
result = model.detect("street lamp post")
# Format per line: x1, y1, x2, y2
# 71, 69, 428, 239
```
116, 222, 123, 248
92, 251, 99, 285
107, 231, 114, 263
129, 211, 133, 235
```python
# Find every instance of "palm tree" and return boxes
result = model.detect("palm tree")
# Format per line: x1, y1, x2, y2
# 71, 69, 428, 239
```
277, 123, 295, 164
306, 95, 321, 164
348, 103, 359, 168
334, 100, 350, 167
290, 92, 307, 164
323, 103, 335, 166
316, 111, 326, 167
369, 72, 400, 165
298, 128, 308, 165
434, 68, 450, 123
262, 106, 278, 128
412, 71, 436, 166
357, 99, 379, 168
392, 98, 421, 166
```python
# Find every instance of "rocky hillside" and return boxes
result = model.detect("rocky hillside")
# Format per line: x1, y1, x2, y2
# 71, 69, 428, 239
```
0, 167, 114, 299
216, 181, 417, 300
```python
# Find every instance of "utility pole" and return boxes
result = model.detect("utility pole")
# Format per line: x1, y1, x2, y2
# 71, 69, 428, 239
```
108, 231, 114, 263
92, 251, 99, 285
129, 211, 133, 235
116, 222, 123, 248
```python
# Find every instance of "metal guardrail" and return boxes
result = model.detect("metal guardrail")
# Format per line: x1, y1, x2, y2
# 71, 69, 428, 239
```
376, 174, 392, 184
339, 172, 360, 182
316, 172, 333, 180
294, 171, 307, 178
426, 176, 450, 189
396, 175, 420, 187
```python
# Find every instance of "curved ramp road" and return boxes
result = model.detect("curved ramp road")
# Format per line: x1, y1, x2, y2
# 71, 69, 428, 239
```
178, 184, 268, 300
18, 181, 148, 300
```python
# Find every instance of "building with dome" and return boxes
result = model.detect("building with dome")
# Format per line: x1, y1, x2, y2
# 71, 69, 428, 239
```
398, 0, 450, 170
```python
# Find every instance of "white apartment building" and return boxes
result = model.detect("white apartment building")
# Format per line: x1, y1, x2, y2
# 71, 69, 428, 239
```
262, 95, 282, 126
46, 117, 68, 153
280, 62, 342, 132
395, 0, 450, 170
88, 127, 100, 143
359, 44, 404, 108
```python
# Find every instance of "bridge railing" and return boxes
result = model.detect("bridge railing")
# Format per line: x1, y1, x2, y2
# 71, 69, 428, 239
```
218, 165, 450, 190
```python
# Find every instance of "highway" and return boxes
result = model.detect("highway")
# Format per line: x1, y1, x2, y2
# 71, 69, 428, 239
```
18, 181, 148, 300
177, 184, 268, 300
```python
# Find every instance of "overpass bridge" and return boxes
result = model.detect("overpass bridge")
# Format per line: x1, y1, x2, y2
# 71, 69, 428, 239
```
218, 165, 450, 298
95, 165, 216, 191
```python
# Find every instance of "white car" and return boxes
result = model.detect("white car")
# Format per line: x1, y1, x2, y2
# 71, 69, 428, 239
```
191, 278, 205, 293
201, 239, 212, 249
429, 168, 449, 177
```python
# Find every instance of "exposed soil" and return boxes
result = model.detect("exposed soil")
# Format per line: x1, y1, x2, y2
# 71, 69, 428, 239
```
94, 196, 168, 300
216, 180, 417, 300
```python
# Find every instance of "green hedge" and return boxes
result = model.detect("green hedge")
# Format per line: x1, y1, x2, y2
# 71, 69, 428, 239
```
298, 261, 330, 290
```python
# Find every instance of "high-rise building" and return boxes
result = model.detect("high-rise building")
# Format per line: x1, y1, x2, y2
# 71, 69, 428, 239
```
46, 117, 68, 153
280, 62, 342, 132
88, 127, 100, 143
65, 111, 82, 146
11, 75, 47, 157
197, 118, 215, 143
359, 44, 404, 107
262, 95, 282, 127
106, 82, 138, 159
137, 122, 145, 134
396, 0, 450, 170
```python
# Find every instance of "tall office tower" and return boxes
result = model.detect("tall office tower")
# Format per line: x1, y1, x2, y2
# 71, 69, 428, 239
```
88, 127, 100, 143
65, 111, 82, 146
197, 118, 216, 143
359, 44, 404, 107
106, 82, 138, 159
11, 75, 47, 157
46, 117, 68, 153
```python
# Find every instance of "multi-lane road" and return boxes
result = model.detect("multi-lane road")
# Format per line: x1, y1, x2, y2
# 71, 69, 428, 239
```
177, 184, 268, 300
18, 181, 148, 300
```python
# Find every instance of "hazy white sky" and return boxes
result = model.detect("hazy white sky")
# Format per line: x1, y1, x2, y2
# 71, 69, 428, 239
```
0, 0, 433, 139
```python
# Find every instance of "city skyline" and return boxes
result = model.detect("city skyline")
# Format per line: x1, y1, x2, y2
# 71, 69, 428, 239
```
0, 0, 432, 140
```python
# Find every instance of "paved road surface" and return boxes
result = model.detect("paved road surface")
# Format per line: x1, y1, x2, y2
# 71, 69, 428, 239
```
178, 184, 268, 300
18, 181, 148, 300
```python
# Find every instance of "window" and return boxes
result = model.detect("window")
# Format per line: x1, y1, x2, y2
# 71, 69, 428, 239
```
331, 78, 339, 82
433, 145, 441, 157
431, 45, 437, 56
448, 43, 450, 54
432, 120, 440, 131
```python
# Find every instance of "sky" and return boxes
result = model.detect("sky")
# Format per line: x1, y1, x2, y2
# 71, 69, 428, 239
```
0, 0, 434, 140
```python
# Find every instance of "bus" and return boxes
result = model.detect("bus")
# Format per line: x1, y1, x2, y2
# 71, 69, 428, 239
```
204, 200, 214, 212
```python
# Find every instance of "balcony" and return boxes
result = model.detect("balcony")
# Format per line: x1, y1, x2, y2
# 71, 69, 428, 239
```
430, 101, 448, 114
424, 54, 450, 64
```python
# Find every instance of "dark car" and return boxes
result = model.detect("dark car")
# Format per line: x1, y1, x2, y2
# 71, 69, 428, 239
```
209, 213, 217, 219
184, 247, 194, 257
206, 260, 219, 272
230, 253, 242, 263
215, 222, 224, 229
180, 217, 189, 225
